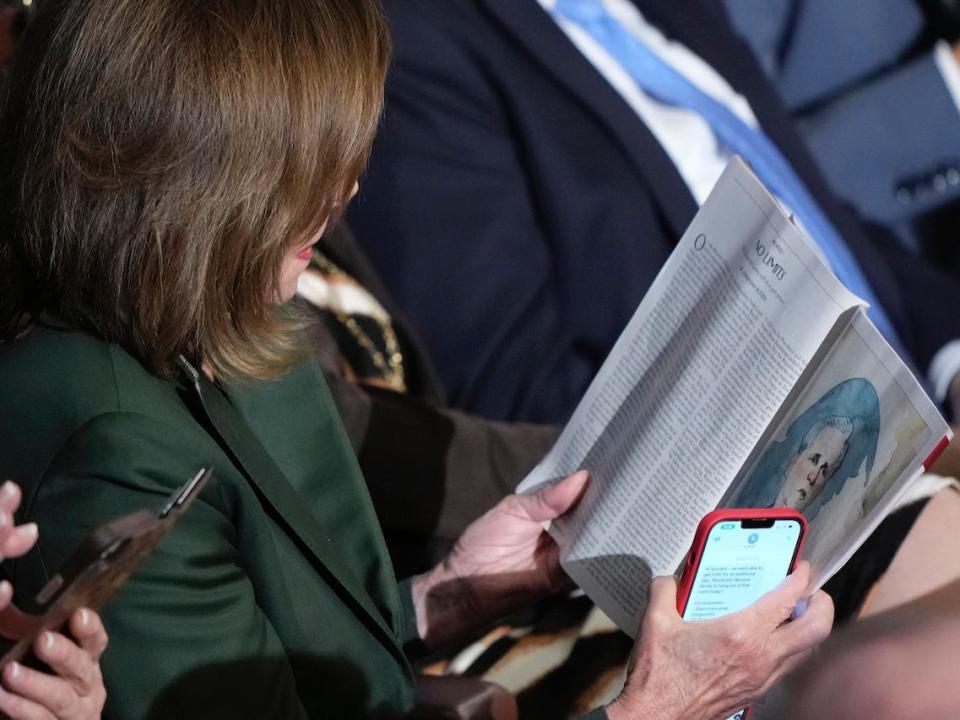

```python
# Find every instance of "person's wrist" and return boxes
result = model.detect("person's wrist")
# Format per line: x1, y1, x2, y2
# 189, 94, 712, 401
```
604, 626, 698, 720
605, 654, 674, 720
410, 561, 475, 648
605, 690, 662, 720
605, 697, 637, 720
410, 567, 439, 645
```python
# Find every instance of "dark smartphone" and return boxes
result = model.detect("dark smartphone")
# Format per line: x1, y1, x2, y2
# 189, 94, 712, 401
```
0, 468, 212, 664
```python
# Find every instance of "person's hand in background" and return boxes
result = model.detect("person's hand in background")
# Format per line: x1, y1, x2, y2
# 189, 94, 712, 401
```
412, 471, 589, 648
0, 481, 108, 720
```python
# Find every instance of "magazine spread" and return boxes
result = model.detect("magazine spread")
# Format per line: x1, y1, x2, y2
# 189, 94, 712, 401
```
517, 157, 951, 635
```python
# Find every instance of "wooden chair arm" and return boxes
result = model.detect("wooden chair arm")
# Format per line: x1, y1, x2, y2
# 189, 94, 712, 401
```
407, 674, 518, 720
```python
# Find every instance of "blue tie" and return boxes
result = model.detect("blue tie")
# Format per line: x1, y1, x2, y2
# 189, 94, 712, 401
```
552, 0, 903, 350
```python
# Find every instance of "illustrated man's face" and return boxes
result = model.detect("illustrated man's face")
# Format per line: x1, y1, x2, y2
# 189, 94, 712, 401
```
776, 426, 848, 510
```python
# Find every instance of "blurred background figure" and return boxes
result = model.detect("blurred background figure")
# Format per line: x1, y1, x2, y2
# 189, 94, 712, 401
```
721, 0, 960, 269
0, 1, 29, 69
349, 0, 960, 428
773, 573, 960, 719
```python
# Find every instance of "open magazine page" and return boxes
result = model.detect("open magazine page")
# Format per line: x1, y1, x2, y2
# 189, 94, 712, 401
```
517, 158, 863, 634
728, 309, 951, 588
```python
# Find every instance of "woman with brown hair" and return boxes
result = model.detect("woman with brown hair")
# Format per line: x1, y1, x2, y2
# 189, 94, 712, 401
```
0, 0, 830, 718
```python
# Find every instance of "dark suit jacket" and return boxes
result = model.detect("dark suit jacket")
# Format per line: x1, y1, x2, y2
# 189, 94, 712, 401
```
348, 0, 960, 424
721, 0, 960, 234
311, 225, 558, 575
0, 322, 415, 719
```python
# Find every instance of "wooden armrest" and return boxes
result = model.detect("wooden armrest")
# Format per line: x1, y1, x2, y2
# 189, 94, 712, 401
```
406, 674, 518, 720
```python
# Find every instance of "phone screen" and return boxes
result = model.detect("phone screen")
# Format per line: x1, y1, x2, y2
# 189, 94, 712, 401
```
683, 518, 802, 621
683, 518, 802, 720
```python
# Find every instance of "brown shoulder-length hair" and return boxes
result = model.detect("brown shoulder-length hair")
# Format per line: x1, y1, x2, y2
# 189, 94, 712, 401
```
0, 0, 390, 380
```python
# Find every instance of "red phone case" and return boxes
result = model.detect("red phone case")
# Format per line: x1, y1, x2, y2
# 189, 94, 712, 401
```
676, 508, 808, 616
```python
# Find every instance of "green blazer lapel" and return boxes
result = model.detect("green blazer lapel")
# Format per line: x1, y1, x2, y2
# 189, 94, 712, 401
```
175, 358, 407, 665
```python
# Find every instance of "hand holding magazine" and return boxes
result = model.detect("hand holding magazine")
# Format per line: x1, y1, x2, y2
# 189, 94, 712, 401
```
518, 157, 952, 635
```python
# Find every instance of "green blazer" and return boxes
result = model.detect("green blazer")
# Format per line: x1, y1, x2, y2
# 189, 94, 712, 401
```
0, 321, 416, 718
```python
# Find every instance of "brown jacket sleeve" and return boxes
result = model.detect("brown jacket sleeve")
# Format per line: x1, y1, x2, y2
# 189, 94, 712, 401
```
323, 367, 559, 574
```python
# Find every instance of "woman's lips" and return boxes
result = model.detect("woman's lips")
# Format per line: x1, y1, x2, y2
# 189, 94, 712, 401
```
296, 244, 315, 261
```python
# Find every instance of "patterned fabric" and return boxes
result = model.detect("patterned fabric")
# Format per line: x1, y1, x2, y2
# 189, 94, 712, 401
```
422, 595, 629, 718
298, 250, 408, 392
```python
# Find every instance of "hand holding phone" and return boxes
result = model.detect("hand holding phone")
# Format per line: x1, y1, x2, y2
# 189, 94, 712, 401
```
607, 558, 832, 720
677, 509, 807, 719
0, 468, 211, 665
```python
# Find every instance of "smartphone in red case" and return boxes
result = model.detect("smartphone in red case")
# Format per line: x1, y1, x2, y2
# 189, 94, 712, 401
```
677, 508, 808, 720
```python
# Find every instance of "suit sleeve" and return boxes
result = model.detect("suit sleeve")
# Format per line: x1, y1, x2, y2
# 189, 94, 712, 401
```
796, 48, 960, 226
348, 1, 591, 423
16, 412, 309, 720
854, 219, 960, 382
720, 0, 960, 227
325, 370, 558, 539
894, 253, 960, 390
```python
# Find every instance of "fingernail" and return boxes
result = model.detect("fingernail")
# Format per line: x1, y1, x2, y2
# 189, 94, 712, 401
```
9, 662, 20, 679
0, 482, 15, 500
0, 581, 11, 597
791, 598, 808, 620
43, 631, 55, 651
19, 523, 37, 538
79, 608, 90, 627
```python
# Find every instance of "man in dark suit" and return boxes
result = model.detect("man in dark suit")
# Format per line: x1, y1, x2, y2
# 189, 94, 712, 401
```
721, 0, 960, 253
348, 0, 960, 427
